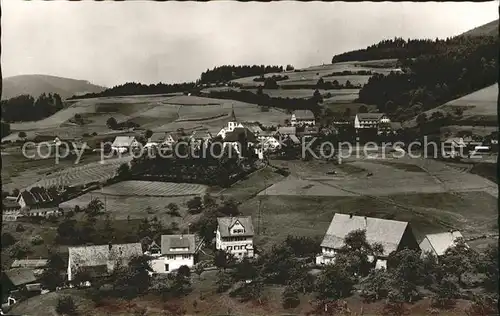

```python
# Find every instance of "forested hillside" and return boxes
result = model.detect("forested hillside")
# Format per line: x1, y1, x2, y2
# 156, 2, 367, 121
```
356, 36, 498, 121
199, 65, 285, 84
68, 82, 196, 100
330, 34, 498, 122
1, 93, 64, 122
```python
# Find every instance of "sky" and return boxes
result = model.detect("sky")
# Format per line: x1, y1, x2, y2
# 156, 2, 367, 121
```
2, 1, 498, 87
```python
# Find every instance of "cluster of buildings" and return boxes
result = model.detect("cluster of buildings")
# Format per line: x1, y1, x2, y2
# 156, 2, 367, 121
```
316, 213, 468, 268
1, 215, 256, 303
2, 187, 62, 222
108, 109, 322, 158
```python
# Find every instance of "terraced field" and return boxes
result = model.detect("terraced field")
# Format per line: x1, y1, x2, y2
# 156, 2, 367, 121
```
98, 180, 208, 197
26, 155, 132, 189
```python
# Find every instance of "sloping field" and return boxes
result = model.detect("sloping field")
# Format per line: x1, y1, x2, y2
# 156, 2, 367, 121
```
231, 60, 397, 88
405, 83, 498, 128
59, 191, 192, 220
98, 180, 208, 197
26, 156, 132, 189
250, 157, 497, 247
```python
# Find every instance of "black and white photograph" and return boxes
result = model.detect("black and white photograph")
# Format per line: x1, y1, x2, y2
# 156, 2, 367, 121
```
0, 1, 498, 315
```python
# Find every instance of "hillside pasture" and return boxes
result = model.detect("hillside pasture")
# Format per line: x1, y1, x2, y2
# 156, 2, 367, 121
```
59, 191, 194, 221
231, 60, 397, 88
405, 83, 498, 128
248, 157, 497, 248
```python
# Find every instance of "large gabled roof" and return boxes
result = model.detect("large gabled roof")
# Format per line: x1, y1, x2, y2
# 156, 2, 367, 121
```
68, 243, 142, 269
292, 110, 315, 120
320, 213, 409, 256
112, 136, 136, 147
421, 231, 465, 256
3, 268, 37, 287
217, 216, 254, 238
356, 113, 386, 121
160, 234, 196, 255
224, 127, 257, 142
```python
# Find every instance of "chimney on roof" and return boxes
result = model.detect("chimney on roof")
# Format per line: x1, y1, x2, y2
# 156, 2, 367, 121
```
349, 213, 353, 218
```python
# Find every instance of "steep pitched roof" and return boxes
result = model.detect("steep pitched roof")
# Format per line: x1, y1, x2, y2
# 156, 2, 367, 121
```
68, 243, 142, 270
18, 191, 36, 206
4, 268, 37, 287
277, 126, 296, 135
244, 124, 263, 135
224, 127, 257, 142
148, 133, 167, 143
217, 216, 254, 238
356, 113, 386, 121
11, 259, 49, 269
160, 234, 196, 255
292, 110, 315, 120
320, 213, 409, 256
422, 231, 465, 256
190, 130, 212, 140
112, 136, 136, 147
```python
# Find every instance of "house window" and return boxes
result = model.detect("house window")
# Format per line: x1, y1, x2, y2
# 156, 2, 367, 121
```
182, 254, 190, 260
165, 264, 169, 271
167, 255, 175, 260
227, 246, 232, 251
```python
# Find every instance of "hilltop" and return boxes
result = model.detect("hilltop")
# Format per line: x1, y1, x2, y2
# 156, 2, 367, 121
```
460, 19, 498, 37
1, 74, 106, 100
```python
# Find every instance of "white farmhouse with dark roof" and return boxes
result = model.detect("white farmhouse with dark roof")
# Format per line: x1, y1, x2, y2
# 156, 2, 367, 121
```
216, 216, 254, 259
316, 213, 419, 269
354, 113, 390, 130
290, 110, 316, 127
148, 234, 196, 274
67, 243, 142, 283
419, 230, 466, 258
111, 136, 139, 153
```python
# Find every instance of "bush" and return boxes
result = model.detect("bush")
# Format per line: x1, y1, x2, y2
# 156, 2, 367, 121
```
10, 241, 31, 258
282, 286, 300, 309
16, 223, 25, 232
56, 295, 77, 315
177, 265, 191, 278
30, 235, 44, 246
1, 232, 16, 247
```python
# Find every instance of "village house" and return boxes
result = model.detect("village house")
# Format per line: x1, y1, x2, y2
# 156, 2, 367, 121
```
354, 113, 390, 130
111, 136, 140, 153
222, 127, 258, 158
277, 126, 297, 136
217, 109, 244, 139
189, 130, 213, 149
216, 216, 255, 259
20, 207, 63, 218
290, 110, 316, 127
10, 259, 49, 277
67, 243, 143, 283
16, 187, 58, 208
2, 199, 21, 221
419, 230, 466, 258
148, 234, 196, 274
378, 121, 403, 135
145, 132, 167, 149
164, 133, 181, 146
1, 268, 41, 297
316, 213, 419, 269
442, 137, 467, 158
